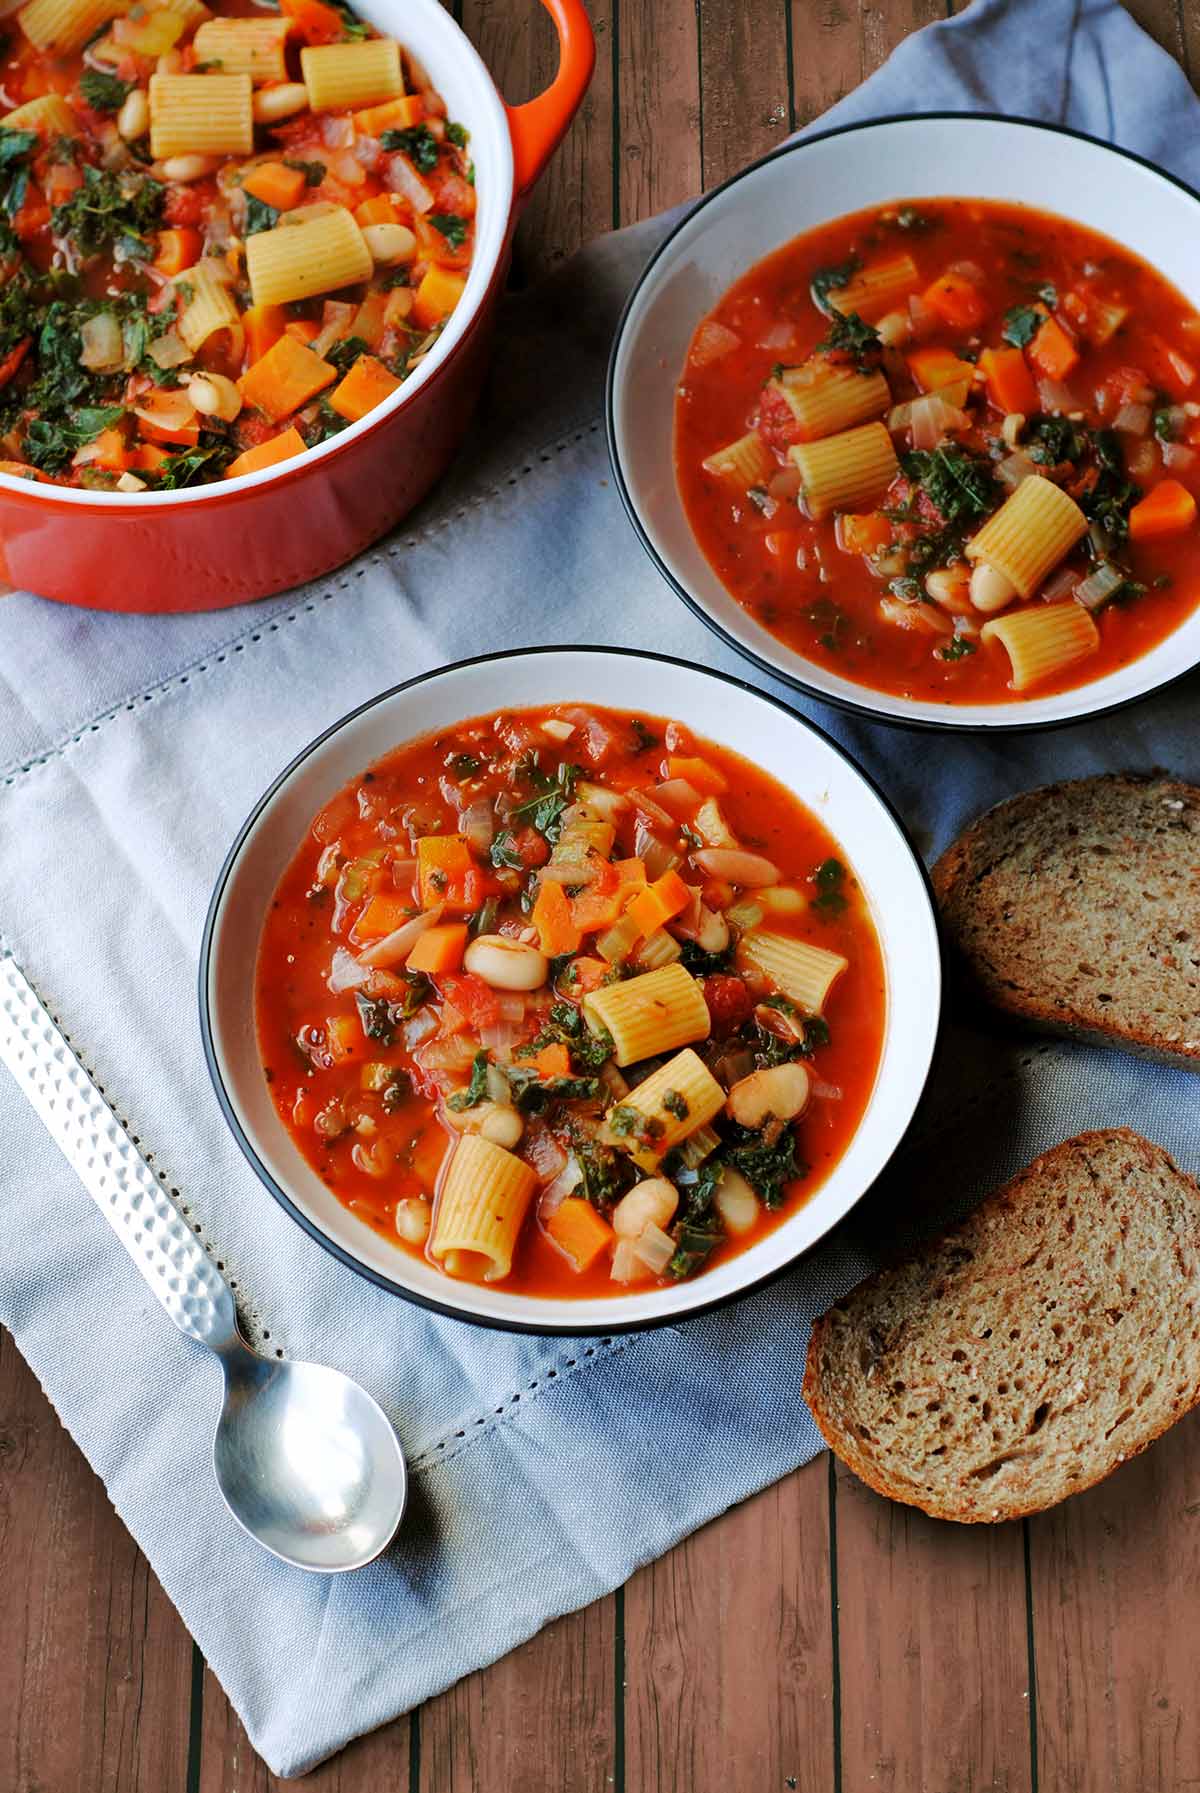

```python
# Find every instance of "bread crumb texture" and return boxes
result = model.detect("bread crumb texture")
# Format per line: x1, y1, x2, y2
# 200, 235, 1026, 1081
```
803, 1129, 1200, 1522
932, 773, 1200, 1064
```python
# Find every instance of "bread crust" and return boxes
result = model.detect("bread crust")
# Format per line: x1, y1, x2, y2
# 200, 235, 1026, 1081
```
932, 773, 1200, 1069
803, 1128, 1200, 1522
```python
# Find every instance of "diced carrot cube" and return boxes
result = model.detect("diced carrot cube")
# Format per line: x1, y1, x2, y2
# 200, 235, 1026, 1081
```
921, 273, 985, 330
906, 345, 976, 392
412, 266, 466, 330
354, 193, 400, 227
836, 511, 893, 557
327, 354, 402, 423
1027, 315, 1079, 382
353, 94, 423, 135
531, 879, 581, 956
978, 345, 1039, 416
531, 1042, 572, 1079
352, 892, 414, 942
1128, 478, 1197, 540
239, 333, 337, 423
244, 304, 288, 364
153, 226, 202, 277
544, 1196, 615, 1273
243, 161, 308, 212
279, 0, 343, 44
284, 318, 322, 344
666, 756, 728, 795
224, 426, 307, 479
626, 869, 691, 939
406, 922, 468, 975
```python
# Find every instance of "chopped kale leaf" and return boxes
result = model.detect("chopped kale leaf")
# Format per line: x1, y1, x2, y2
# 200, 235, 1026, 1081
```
381, 125, 439, 171
79, 68, 133, 112
810, 255, 860, 318
243, 194, 280, 236
428, 212, 467, 251
1001, 304, 1042, 349
447, 1050, 490, 1111
811, 857, 848, 917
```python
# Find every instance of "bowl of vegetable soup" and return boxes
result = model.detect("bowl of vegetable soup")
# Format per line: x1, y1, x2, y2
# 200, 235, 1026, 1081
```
609, 115, 1200, 729
0, 0, 592, 610
200, 647, 941, 1334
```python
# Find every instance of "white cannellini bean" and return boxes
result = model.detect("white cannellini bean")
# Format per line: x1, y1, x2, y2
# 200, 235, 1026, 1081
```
161, 154, 220, 182
361, 221, 416, 266
692, 847, 781, 887
463, 934, 548, 991
757, 886, 805, 915
1001, 411, 1025, 447
714, 1168, 760, 1235
612, 1177, 679, 1240
252, 81, 310, 124
925, 564, 974, 616
726, 1062, 810, 1129
115, 472, 147, 492
395, 1197, 432, 1244
117, 87, 149, 141
969, 561, 1018, 614
478, 1103, 524, 1149
187, 372, 242, 422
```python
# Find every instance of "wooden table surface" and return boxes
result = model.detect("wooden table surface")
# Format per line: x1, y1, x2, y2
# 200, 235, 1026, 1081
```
5, 2, 1200, 1788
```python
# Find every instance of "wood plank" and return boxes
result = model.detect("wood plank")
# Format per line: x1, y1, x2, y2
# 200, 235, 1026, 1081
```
834, 1457, 1033, 1792
789, 0, 947, 128
419, 1599, 616, 1791
198, 1665, 412, 1792
0, 1329, 194, 1793
1123, 0, 1188, 69
616, 0, 701, 223
623, 1458, 835, 1793
1030, 1413, 1200, 1793
697, 0, 791, 189
459, 0, 615, 281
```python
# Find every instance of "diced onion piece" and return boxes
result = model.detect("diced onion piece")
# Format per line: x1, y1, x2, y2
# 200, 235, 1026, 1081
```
385, 152, 434, 212
1037, 377, 1079, 413
321, 113, 355, 149
147, 328, 191, 369
328, 945, 371, 993
1163, 441, 1196, 472
540, 1152, 583, 1214
653, 778, 703, 818
1073, 561, 1127, 611
80, 312, 124, 372
611, 1239, 650, 1284
477, 1021, 519, 1059
767, 465, 802, 501
995, 450, 1038, 490
633, 1222, 676, 1275
1113, 401, 1151, 436
458, 798, 494, 855
1040, 563, 1080, 604
689, 319, 741, 366
485, 1063, 510, 1105
909, 391, 968, 450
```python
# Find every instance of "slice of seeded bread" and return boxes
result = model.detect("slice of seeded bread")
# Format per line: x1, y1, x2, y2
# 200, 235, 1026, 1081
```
932, 773, 1200, 1067
803, 1130, 1200, 1522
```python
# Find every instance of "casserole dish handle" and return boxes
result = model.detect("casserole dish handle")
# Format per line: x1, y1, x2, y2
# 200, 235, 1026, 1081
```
507, 0, 594, 196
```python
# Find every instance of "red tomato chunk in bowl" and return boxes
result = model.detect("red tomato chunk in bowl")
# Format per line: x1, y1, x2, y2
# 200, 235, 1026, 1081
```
255, 705, 886, 1298
0, 0, 475, 489
675, 198, 1200, 703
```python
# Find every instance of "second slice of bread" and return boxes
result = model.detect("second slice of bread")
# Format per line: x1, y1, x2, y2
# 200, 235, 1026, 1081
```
803, 1129, 1200, 1522
932, 772, 1200, 1067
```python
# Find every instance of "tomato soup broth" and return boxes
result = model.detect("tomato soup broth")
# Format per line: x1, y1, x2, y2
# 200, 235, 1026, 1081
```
676, 199, 1200, 703
255, 705, 885, 1300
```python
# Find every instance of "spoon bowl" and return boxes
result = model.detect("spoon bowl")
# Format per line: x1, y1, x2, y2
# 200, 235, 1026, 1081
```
214, 1342, 409, 1573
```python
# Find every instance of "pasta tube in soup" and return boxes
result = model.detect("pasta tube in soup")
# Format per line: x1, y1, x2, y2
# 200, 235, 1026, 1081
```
676, 198, 1200, 702
0, 0, 476, 489
255, 705, 886, 1298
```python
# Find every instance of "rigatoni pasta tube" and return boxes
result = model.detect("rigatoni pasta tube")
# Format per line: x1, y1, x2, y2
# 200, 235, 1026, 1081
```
300, 38, 403, 111
826, 253, 919, 320
965, 474, 1088, 599
980, 602, 1100, 690
583, 962, 710, 1068
245, 207, 373, 307
193, 17, 291, 83
1, 93, 78, 137
149, 72, 253, 158
17, 0, 126, 54
430, 1135, 536, 1283
701, 430, 773, 490
176, 260, 239, 352
604, 1049, 726, 1172
771, 363, 890, 442
789, 421, 899, 520
737, 930, 848, 1015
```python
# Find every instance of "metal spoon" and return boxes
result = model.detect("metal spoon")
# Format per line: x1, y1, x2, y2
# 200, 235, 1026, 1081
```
0, 951, 407, 1573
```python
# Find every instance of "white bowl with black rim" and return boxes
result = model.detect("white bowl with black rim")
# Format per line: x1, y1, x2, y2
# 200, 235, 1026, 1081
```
200, 647, 941, 1335
607, 113, 1200, 732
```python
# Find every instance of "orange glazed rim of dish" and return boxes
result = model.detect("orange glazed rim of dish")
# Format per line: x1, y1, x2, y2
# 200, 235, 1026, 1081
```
198, 646, 943, 1336
605, 111, 1200, 735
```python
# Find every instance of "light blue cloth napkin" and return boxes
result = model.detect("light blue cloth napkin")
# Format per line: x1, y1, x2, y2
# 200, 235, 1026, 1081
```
2, 0, 1198, 1774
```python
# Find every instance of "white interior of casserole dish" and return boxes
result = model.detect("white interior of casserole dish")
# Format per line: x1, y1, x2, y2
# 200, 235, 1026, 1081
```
203, 649, 941, 1332
610, 116, 1200, 729
0, 0, 514, 507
